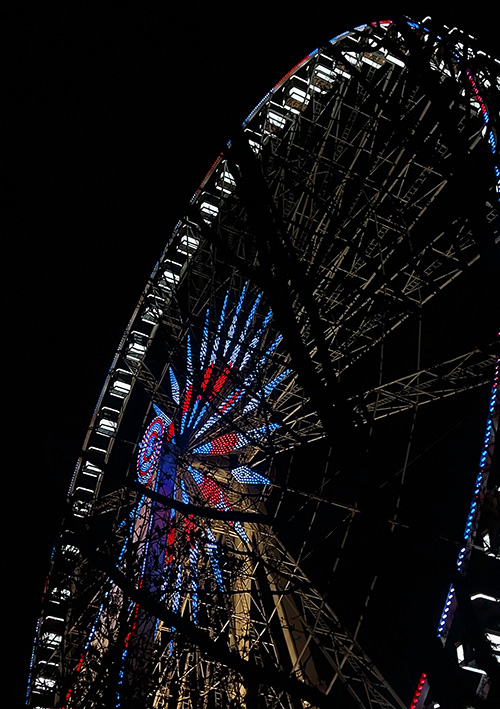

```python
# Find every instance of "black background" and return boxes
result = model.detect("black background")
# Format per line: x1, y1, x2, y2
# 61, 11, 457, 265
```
6, 7, 498, 705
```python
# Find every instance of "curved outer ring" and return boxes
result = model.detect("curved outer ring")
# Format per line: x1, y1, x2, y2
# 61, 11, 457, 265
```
67, 18, 498, 518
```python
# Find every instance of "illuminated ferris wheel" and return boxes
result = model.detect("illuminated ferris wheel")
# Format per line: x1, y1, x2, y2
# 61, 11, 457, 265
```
27, 17, 499, 709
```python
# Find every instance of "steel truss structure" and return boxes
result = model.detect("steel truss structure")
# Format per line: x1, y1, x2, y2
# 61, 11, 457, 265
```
27, 17, 499, 709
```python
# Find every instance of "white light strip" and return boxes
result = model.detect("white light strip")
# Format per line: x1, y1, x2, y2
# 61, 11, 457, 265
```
471, 593, 499, 603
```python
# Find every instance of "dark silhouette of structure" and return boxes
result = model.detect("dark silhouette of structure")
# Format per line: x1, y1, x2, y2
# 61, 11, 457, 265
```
26, 17, 499, 708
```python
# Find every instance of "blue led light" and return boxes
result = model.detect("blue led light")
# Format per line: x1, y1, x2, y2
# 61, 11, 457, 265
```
242, 90, 272, 127
180, 478, 189, 506
186, 335, 194, 382
186, 396, 201, 431
200, 309, 210, 370
230, 466, 270, 485
209, 292, 229, 366
84, 600, 106, 650
169, 368, 180, 404
228, 293, 262, 366
329, 30, 349, 43
171, 564, 182, 614
153, 404, 172, 428
206, 528, 224, 590
244, 335, 283, 384
191, 400, 211, 434
247, 423, 280, 440
437, 585, 456, 637
240, 309, 273, 369
224, 282, 247, 357
189, 542, 199, 623
234, 521, 250, 544
244, 369, 290, 413
436, 356, 498, 645
191, 441, 211, 454
188, 465, 203, 486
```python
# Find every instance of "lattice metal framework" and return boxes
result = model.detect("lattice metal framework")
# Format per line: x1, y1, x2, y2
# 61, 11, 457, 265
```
26, 17, 499, 709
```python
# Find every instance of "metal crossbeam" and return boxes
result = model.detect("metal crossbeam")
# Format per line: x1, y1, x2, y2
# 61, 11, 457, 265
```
351, 349, 496, 421
260, 534, 407, 708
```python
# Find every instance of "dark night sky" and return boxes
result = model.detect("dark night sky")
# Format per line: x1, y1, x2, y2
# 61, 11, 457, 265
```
7, 7, 498, 705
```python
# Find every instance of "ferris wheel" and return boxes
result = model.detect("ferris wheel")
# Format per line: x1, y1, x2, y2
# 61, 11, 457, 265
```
26, 17, 499, 709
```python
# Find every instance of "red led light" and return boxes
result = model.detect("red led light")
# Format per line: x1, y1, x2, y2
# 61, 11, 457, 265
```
212, 432, 240, 454
409, 673, 427, 708
184, 514, 196, 541
212, 363, 232, 396
182, 385, 193, 414
201, 364, 213, 392
197, 475, 229, 511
